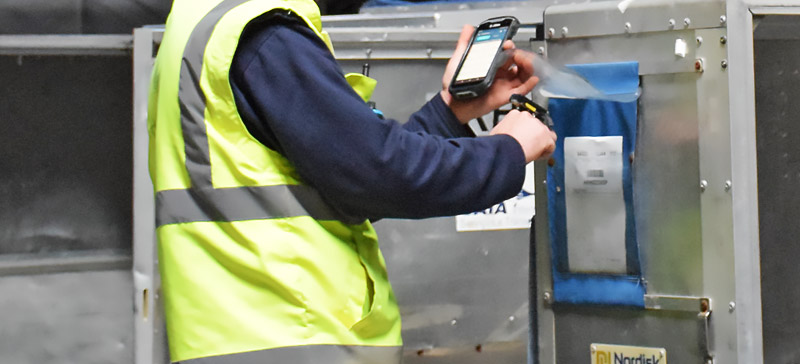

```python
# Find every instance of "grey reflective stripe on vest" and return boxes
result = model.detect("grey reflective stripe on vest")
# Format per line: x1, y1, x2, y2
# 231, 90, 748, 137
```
163, 0, 363, 227
177, 345, 403, 364
156, 184, 361, 227
179, 0, 249, 187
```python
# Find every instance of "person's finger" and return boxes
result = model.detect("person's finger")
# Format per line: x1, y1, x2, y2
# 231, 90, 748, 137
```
512, 49, 536, 79
442, 24, 477, 92
502, 39, 515, 50
452, 24, 475, 58
510, 75, 539, 96
546, 132, 557, 154
494, 49, 518, 79
505, 50, 536, 83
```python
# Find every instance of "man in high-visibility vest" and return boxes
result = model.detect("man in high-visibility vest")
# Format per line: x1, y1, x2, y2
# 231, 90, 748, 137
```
148, 0, 556, 363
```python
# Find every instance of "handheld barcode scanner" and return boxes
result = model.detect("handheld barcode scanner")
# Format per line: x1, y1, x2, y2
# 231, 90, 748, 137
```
510, 94, 554, 130
449, 16, 521, 100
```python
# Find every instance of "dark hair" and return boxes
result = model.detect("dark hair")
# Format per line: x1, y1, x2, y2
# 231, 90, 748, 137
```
317, 0, 368, 15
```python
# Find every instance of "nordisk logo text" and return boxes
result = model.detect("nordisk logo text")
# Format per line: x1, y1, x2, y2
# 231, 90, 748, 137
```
596, 351, 661, 364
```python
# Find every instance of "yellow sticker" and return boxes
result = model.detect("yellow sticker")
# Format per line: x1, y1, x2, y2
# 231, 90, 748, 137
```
591, 343, 666, 364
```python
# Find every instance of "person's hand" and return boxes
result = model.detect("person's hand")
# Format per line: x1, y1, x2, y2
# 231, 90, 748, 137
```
440, 25, 539, 124
490, 110, 557, 163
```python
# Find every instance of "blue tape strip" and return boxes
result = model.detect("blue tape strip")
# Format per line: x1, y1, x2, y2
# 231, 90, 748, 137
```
547, 61, 643, 307
568, 62, 640, 95
553, 273, 646, 306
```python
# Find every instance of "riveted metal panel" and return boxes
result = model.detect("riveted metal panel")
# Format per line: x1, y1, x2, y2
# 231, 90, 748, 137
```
544, 34, 706, 300
373, 218, 530, 355
553, 307, 704, 363
725, 2, 762, 363
539, 39, 708, 364
544, 30, 701, 75
328, 28, 541, 60
544, 0, 726, 39
536, 1, 735, 362
635, 72, 703, 297
695, 25, 737, 364
533, 161, 556, 364
325, 4, 544, 61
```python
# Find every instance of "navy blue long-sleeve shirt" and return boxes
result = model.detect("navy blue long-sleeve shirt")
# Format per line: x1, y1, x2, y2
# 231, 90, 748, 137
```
229, 13, 526, 220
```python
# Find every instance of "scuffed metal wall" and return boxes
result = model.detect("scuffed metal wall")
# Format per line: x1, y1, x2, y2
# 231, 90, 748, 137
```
0, 3, 143, 361
374, 218, 530, 363
754, 14, 800, 364
0, 270, 134, 364
0, 50, 136, 361
0, 54, 133, 255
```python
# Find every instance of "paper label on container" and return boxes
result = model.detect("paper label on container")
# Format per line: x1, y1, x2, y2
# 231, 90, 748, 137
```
591, 343, 666, 364
564, 136, 627, 274
456, 163, 536, 231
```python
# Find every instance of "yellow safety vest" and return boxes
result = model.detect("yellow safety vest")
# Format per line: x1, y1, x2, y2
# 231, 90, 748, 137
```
147, 0, 402, 362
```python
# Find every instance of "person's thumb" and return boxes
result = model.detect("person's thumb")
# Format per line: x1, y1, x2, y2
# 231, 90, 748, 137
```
451, 24, 474, 58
